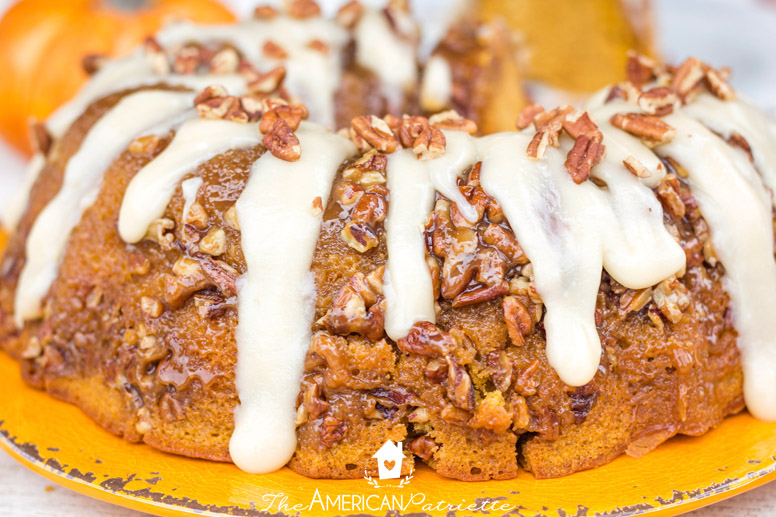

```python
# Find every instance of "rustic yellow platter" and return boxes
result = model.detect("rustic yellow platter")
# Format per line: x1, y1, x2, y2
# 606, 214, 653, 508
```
1, 352, 775, 516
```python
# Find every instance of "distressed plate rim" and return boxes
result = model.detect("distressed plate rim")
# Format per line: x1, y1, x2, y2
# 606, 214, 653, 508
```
2, 352, 776, 517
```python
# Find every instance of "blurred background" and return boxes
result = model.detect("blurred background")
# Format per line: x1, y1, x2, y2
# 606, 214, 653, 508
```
0, 0, 775, 214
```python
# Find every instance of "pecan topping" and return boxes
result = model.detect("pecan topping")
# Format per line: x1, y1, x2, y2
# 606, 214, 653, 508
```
413, 127, 446, 161
324, 268, 385, 341
248, 65, 286, 94
407, 436, 438, 461
341, 222, 379, 253
342, 149, 388, 186
515, 104, 545, 130
320, 415, 346, 447
30, 121, 52, 155
262, 118, 302, 161
337, 1, 364, 28
626, 51, 657, 87
253, 5, 277, 19
563, 112, 605, 184
302, 381, 330, 420
652, 276, 690, 324
287, 0, 321, 18
703, 64, 735, 101
259, 103, 308, 133
263, 40, 288, 59
638, 87, 677, 116
672, 57, 706, 101
350, 115, 399, 153
610, 113, 676, 144
144, 37, 170, 75
623, 156, 651, 178
194, 85, 248, 123
446, 354, 475, 411
396, 321, 454, 357
428, 110, 477, 134
210, 47, 240, 74
656, 173, 686, 219
503, 295, 532, 346
526, 105, 574, 159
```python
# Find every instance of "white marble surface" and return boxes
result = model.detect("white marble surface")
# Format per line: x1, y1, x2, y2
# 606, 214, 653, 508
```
2, 0, 776, 516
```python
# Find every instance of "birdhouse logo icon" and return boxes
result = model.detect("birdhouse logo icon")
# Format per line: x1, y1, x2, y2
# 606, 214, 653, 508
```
372, 440, 404, 479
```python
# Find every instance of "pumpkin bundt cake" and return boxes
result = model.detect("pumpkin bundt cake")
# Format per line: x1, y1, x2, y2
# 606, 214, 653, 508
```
2, 3, 776, 482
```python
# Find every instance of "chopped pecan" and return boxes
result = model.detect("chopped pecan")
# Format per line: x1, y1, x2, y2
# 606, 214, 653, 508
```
199, 227, 226, 256
260, 103, 308, 133
638, 87, 677, 116
263, 118, 302, 161
407, 436, 438, 461
334, 181, 365, 206
446, 354, 475, 411
350, 115, 399, 153
140, 296, 163, 318
144, 37, 170, 75
425, 357, 447, 383
652, 276, 690, 324
320, 415, 346, 447
341, 221, 379, 253
413, 127, 446, 161
626, 51, 656, 87
397, 321, 454, 357
253, 5, 277, 18
193, 252, 238, 296
623, 156, 651, 178
247, 65, 286, 94
619, 287, 653, 313
351, 193, 387, 226
336, 1, 364, 28
485, 350, 513, 393
526, 106, 574, 159
144, 218, 175, 249
610, 113, 676, 144
703, 64, 735, 101
302, 381, 330, 419
172, 44, 201, 75
563, 112, 605, 184
287, 0, 321, 18
263, 40, 288, 59
453, 282, 509, 308
324, 269, 385, 340
503, 296, 532, 346
342, 149, 388, 186
308, 39, 329, 53
428, 110, 477, 134
209, 47, 240, 74
672, 57, 706, 101
656, 173, 686, 219
511, 394, 530, 429
515, 104, 545, 130
514, 359, 539, 396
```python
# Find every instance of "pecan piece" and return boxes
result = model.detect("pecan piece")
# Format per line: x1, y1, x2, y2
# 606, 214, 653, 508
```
516, 104, 545, 130
341, 221, 379, 253
320, 415, 346, 447
626, 51, 656, 87
413, 127, 446, 161
652, 276, 690, 324
563, 112, 605, 184
407, 436, 439, 461
446, 354, 475, 411
503, 296, 532, 346
262, 118, 302, 161
656, 173, 686, 219
638, 87, 677, 116
336, 1, 364, 28
623, 156, 651, 178
350, 115, 399, 153
610, 113, 676, 144
428, 110, 477, 134
396, 321, 454, 357
672, 57, 706, 101
287, 0, 321, 18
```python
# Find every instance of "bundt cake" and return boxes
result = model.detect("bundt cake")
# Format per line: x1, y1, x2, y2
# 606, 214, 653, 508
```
2, 2, 776, 482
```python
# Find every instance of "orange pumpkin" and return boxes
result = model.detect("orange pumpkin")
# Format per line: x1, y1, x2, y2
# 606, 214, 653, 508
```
0, 0, 235, 155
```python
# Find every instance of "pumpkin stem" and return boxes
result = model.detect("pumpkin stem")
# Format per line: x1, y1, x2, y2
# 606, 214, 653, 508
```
105, 0, 150, 11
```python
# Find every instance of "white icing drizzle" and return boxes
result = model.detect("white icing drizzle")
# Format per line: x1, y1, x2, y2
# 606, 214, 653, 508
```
46, 53, 245, 140
420, 55, 453, 112
2, 153, 45, 231
230, 122, 355, 473
14, 90, 195, 326
157, 17, 348, 127
119, 119, 262, 243
180, 177, 204, 224
382, 130, 479, 340
354, 8, 418, 111
384, 126, 684, 386
659, 112, 776, 421
683, 93, 776, 204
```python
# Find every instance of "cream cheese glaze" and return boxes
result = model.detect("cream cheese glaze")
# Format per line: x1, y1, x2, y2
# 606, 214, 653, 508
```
230, 122, 355, 473
119, 119, 262, 243
14, 90, 195, 326
658, 112, 776, 421
2, 153, 45, 232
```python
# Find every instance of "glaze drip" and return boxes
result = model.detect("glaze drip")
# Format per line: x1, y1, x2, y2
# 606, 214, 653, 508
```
14, 90, 195, 326
230, 122, 355, 473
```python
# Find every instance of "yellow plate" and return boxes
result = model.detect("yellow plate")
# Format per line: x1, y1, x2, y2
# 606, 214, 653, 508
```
1, 352, 776, 516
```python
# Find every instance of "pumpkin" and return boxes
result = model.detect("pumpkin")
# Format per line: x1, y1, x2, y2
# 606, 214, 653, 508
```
0, 0, 235, 155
